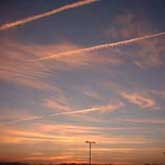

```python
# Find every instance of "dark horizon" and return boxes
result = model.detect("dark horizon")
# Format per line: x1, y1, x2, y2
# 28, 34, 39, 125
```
0, 162, 164, 165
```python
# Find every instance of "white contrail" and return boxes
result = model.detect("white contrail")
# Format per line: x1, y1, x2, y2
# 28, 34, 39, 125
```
0, 0, 99, 31
35, 32, 165, 61
50, 103, 123, 117
0, 103, 123, 126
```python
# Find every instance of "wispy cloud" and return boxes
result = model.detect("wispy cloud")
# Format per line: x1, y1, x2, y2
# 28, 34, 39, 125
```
44, 101, 124, 122
38, 124, 99, 135
105, 12, 153, 39
34, 32, 165, 61
43, 99, 71, 112
105, 12, 165, 69
0, 0, 99, 31
117, 118, 165, 125
1, 126, 148, 145
1, 101, 124, 126
0, 108, 39, 123
133, 38, 165, 68
0, 40, 54, 90
0, 39, 124, 90
0, 121, 160, 163
120, 92, 156, 109
36, 123, 149, 136
150, 89, 165, 98
48, 101, 124, 117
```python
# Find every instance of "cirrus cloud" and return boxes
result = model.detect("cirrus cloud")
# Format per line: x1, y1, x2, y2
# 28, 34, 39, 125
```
120, 92, 156, 109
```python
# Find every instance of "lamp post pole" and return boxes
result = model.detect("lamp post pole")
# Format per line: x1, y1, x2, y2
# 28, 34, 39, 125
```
163, 152, 165, 163
85, 141, 96, 165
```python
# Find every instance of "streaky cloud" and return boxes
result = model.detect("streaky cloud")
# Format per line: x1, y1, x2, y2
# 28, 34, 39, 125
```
0, 0, 99, 31
49, 102, 123, 116
0, 102, 123, 126
120, 92, 156, 109
34, 32, 165, 61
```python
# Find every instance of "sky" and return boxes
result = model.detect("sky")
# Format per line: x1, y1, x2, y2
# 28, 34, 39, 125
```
0, 0, 165, 164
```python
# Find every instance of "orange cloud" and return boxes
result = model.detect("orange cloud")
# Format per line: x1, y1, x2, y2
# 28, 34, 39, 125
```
24, 155, 74, 162
1, 126, 149, 145
1, 123, 160, 164
120, 92, 156, 109
35, 123, 151, 137
37, 124, 100, 135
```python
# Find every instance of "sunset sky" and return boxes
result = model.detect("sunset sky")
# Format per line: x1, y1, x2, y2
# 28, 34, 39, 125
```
0, 0, 165, 164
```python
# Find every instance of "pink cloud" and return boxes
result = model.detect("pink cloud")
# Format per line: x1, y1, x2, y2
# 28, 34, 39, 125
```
0, 38, 124, 91
43, 99, 72, 112
120, 92, 156, 109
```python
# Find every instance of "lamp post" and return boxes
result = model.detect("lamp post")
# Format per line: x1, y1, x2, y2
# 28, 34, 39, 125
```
162, 152, 165, 165
85, 141, 96, 165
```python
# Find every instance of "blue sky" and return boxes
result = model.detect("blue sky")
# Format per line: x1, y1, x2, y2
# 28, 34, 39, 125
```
0, 0, 165, 164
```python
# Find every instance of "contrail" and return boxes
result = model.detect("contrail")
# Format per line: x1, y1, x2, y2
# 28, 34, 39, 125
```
50, 103, 123, 117
34, 32, 165, 61
0, 0, 99, 31
0, 103, 123, 126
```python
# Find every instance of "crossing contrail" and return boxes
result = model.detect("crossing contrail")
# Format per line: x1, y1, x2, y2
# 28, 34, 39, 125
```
34, 32, 165, 61
0, 0, 99, 31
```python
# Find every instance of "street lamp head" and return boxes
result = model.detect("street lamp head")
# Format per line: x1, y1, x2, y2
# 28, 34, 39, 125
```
85, 140, 96, 144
